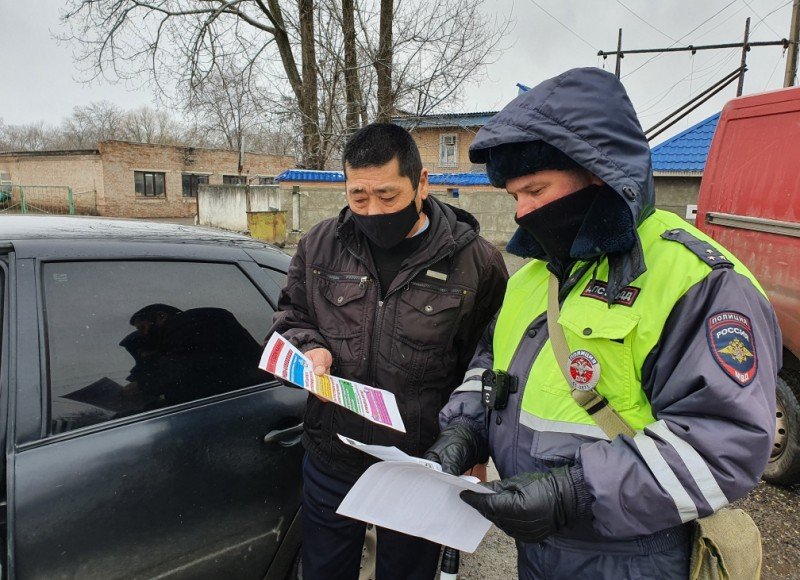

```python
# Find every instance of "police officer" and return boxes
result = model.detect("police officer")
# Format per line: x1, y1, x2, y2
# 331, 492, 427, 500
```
424, 68, 781, 578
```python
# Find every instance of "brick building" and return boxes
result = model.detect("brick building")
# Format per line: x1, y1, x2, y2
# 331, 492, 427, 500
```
0, 140, 295, 218
393, 112, 498, 173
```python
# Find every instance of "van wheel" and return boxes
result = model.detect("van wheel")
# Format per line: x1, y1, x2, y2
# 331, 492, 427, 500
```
763, 371, 800, 486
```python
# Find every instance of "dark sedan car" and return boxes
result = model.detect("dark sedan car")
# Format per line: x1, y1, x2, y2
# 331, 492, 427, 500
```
0, 216, 305, 579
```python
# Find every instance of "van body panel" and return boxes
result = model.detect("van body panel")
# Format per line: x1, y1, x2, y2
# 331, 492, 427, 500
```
697, 86, 800, 364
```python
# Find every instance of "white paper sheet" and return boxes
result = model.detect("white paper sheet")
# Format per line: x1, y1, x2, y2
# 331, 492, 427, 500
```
336, 459, 494, 553
259, 332, 406, 432
337, 434, 442, 470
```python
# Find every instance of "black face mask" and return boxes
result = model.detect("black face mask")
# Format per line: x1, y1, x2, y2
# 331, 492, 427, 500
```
351, 194, 421, 249
514, 184, 600, 265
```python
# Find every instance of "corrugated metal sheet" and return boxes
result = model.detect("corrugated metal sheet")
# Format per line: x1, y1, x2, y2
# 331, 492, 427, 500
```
392, 112, 498, 129
651, 113, 720, 173
276, 169, 345, 182
277, 169, 492, 186
428, 173, 491, 186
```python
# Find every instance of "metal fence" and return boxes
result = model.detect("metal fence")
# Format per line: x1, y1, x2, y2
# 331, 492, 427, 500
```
0, 185, 93, 215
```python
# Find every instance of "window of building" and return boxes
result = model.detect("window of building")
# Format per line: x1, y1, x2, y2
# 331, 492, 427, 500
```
134, 171, 166, 197
258, 176, 276, 185
223, 175, 248, 185
182, 173, 209, 197
439, 134, 458, 167
43, 260, 277, 435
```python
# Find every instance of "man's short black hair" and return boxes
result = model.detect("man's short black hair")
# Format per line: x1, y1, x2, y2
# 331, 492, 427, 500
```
342, 123, 423, 190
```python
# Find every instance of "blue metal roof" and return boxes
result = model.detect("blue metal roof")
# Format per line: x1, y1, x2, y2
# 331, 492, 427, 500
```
392, 111, 498, 129
429, 173, 491, 186
277, 169, 491, 187
651, 113, 720, 173
276, 169, 345, 182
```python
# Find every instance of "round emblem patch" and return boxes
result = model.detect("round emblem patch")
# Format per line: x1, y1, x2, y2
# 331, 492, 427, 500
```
568, 350, 601, 391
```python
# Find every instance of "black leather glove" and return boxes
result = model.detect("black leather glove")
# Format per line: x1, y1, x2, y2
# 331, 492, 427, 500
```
423, 423, 489, 476
459, 466, 578, 543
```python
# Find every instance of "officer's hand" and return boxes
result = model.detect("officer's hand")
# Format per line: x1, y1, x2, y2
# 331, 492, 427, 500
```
423, 424, 489, 476
459, 466, 578, 544
305, 347, 333, 403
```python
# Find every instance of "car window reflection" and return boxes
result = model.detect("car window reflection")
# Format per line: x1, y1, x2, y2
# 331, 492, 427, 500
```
44, 261, 277, 435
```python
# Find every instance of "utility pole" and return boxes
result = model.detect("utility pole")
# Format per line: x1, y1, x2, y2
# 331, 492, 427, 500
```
615, 28, 623, 78
737, 17, 751, 96
785, 0, 800, 87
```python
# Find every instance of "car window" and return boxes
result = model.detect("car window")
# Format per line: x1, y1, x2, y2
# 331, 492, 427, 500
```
43, 261, 275, 435
261, 266, 288, 291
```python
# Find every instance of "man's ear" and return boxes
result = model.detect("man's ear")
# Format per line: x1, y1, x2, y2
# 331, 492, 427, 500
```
418, 168, 430, 201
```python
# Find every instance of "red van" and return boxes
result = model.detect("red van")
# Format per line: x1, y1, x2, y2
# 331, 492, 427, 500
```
696, 85, 800, 485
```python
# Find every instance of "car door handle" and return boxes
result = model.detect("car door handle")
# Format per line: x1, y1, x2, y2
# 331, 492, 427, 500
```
264, 423, 304, 447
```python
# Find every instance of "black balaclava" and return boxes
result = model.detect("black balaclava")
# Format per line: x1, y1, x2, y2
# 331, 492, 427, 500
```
351, 192, 421, 249
514, 184, 599, 265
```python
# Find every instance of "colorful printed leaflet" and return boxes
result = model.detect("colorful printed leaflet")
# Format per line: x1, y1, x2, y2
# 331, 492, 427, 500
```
259, 333, 406, 433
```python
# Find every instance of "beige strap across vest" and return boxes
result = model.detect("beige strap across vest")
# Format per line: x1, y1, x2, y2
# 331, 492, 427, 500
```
547, 273, 636, 440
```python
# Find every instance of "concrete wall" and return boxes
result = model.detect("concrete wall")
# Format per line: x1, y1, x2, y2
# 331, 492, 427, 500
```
98, 141, 295, 218
654, 175, 702, 222
275, 181, 514, 245
277, 181, 712, 247
198, 185, 282, 231
0, 151, 103, 214
274, 178, 704, 247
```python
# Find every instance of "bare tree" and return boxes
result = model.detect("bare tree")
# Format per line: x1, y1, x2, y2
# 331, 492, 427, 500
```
59, 101, 127, 148
59, 0, 508, 168
0, 121, 60, 151
122, 106, 183, 145
375, 0, 394, 122
341, 0, 362, 135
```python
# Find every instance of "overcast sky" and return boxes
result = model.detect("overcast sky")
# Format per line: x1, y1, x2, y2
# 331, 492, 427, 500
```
2, 0, 797, 144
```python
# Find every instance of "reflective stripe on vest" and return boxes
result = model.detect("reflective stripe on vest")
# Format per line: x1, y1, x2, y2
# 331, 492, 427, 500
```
494, 210, 764, 437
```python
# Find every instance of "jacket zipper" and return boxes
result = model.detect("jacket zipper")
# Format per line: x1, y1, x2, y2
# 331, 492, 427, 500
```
342, 246, 383, 452
407, 280, 466, 296
312, 268, 371, 286
344, 244, 458, 448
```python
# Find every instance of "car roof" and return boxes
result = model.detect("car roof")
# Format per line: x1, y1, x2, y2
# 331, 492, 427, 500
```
0, 215, 281, 253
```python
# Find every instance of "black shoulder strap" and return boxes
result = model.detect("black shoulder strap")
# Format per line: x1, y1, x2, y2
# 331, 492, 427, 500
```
661, 228, 734, 269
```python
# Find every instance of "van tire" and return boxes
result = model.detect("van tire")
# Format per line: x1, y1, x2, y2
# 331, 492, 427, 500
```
763, 371, 800, 486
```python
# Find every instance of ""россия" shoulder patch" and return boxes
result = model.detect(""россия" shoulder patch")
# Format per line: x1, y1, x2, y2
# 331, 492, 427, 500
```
706, 311, 757, 387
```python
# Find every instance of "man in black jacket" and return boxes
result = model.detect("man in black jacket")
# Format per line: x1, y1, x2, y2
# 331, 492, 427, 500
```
270, 123, 507, 579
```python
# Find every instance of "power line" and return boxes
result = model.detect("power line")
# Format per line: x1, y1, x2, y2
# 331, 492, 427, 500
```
527, 0, 599, 52
742, 0, 782, 36
764, 49, 787, 88
622, 0, 740, 78
614, 0, 678, 42
638, 49, 740, 118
